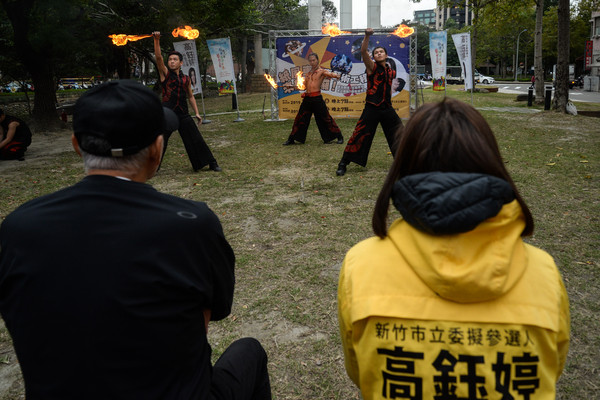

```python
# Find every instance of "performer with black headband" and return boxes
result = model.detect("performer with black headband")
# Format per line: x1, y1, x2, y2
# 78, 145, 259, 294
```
153, 31, 221, 172
335, 28, 403, 176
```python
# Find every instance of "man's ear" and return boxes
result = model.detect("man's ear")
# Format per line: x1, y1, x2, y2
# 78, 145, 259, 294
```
71, 134, 82, 157
150, 135, 164, 161
147, 135, 164, 175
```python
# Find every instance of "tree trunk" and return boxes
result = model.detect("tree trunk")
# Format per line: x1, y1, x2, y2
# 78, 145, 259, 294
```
2, 0, 60, 130
534, 0, 544, 103
553, 0, 570, 112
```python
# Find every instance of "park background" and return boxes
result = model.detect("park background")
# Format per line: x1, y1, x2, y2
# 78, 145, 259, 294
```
1, 0, 599, 399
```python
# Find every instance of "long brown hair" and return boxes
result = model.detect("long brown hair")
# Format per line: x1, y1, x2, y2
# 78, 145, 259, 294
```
372, 98, 534, 238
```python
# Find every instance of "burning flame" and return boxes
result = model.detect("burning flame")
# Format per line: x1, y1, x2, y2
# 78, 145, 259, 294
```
321, 23, 350, 37
108, 34, 152, 46
391, 24, 415, 38
172, 26, 200, 40
296, 71, 305, 90
264, 74, 278, 89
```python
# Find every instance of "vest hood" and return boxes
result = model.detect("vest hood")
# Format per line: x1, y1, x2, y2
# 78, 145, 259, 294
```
388, 172, 527, 303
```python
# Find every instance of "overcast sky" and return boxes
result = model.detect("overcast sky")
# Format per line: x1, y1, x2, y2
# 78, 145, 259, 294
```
330, 0, 438, 28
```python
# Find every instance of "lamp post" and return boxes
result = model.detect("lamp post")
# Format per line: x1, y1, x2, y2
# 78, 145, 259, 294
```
515, 29, 527, 81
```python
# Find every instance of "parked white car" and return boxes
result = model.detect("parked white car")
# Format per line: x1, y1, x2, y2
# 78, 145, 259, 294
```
475, 73, 495, 84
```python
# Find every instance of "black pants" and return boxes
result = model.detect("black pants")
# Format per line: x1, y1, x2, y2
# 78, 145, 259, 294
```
0, 141, 27, 160
341, 103, 402, 167
164, 114, 216, 171
287, 95, 342, 143
210, 338, 271, 400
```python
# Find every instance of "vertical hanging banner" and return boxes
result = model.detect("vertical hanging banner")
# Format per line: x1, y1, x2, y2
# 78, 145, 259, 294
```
584, 40, 593, 71
206, 37, 237, 95
274, 34, 410, 119
452, 32, 473, 90
173, 40, 202, 95
429, 31, 447, 92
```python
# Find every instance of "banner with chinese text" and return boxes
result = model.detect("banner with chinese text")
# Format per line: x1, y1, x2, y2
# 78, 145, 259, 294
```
585, 40, 593, 71
275, 34, 410, 119
173, 40, 202, 95
452, 33, 473, 90
429, 31, 447, 92
206, 38, 237, 95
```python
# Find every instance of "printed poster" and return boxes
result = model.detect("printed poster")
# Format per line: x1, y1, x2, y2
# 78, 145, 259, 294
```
452, 32, 473, 90
274, 34, 410, 119
206, 37, 237, 95
429, 31, 447, 92
173, 40, 202, 95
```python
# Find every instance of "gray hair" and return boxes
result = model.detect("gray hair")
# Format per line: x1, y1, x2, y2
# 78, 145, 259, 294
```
81, 147, 151, 174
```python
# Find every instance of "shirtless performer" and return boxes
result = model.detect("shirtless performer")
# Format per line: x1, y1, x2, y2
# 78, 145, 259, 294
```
283, 53, 344, 145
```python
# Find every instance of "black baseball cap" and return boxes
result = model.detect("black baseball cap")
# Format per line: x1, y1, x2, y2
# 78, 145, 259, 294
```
73, 80, 178, 157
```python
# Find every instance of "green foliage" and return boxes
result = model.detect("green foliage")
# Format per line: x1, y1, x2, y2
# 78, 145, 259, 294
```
476, 2, 534, 76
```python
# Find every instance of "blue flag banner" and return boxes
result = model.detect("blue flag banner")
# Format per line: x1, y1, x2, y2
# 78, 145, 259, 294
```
429, 31, 447, 92
207, 38, 237, 95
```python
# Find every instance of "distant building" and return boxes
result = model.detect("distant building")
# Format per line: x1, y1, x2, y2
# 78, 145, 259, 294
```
414, 9, 436, 27
435, 0, 474, 30
589, 10, 600, 77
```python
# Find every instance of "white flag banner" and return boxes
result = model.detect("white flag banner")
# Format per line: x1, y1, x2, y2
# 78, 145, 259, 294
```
452, 32, 473, 90
206, 37, 237, 95
429, 31, 447, 92
173, 40, 202, 95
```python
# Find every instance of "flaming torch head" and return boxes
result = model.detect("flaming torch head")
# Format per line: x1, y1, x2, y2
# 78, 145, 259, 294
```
109, 34, 152, 46
322, 23, 350, 37
391, 24, 415, 38
296, 71, 305, 90
172, 26, 200, 40
264, 74, 278, 89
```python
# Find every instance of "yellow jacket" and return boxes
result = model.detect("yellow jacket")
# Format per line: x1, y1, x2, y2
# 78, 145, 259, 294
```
338, 200, 570, 400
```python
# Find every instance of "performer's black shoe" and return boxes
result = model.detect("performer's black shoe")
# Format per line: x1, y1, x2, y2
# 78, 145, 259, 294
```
209, 161, 222, 172
283, 138, 295, 145
336, 161, 347, 176
336, 135, 344, 144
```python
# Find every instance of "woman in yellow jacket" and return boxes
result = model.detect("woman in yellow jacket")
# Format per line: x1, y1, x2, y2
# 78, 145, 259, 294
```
338, 98, 569, 400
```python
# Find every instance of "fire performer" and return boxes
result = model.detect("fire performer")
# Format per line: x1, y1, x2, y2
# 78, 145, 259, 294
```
335, 28, 403, 176
0, 108, 32, 161
153, 31, 221, 172
283, 53, 344, 146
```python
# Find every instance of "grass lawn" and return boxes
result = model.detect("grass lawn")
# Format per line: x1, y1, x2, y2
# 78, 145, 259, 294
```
0, 86, 598, 399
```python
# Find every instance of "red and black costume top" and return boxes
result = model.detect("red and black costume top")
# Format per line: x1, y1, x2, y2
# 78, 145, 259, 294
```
161, 70, 190, 116
365, 63, 396, 108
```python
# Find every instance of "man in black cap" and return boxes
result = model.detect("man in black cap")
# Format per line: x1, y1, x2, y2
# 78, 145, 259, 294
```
153, 31, 222, 172
0, 80, 271, 400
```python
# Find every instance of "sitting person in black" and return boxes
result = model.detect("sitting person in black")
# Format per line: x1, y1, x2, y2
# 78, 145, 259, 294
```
0, 108, 32, 160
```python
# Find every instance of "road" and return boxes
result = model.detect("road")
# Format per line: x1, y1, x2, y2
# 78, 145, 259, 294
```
496, 82, 600, 103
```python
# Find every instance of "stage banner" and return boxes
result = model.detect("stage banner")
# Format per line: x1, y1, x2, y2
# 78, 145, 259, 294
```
429, 31, 447, 92
173, 40, 202, 95
274, 34, 410, 119
452, 32, 473, 90
206, 37, 237, 95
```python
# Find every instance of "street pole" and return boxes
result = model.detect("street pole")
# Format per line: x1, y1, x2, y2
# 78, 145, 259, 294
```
515, 29, 527, 82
